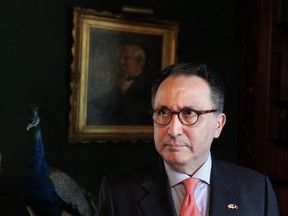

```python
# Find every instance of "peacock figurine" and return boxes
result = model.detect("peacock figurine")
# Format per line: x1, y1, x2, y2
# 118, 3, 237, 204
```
23, 103, 95, 216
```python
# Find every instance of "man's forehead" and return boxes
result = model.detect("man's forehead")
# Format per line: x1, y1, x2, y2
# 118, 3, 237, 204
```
154, 76, 212, 108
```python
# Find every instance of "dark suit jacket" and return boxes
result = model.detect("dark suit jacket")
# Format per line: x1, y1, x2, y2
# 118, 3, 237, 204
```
95, 156, 279, 216
115, 70, 154, 125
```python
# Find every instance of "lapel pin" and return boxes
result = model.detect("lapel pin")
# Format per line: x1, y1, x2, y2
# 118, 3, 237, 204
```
227, 203, 238, 210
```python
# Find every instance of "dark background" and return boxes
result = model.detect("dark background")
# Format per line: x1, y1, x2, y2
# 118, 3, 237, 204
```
0, 0, 242, 214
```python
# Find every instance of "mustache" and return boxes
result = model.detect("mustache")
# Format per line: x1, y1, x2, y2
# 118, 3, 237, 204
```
163, 137, 189, 146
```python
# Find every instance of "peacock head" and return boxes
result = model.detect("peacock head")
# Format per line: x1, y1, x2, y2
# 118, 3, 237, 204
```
26, 103, 40, 131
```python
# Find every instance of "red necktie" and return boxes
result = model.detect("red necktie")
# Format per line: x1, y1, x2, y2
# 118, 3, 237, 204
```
180, 178, 201, 216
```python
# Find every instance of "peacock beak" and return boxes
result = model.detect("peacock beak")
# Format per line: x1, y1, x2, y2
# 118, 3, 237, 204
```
26, 123, 33, 131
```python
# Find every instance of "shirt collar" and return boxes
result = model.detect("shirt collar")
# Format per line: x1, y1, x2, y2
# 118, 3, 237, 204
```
164, 153, 212, 187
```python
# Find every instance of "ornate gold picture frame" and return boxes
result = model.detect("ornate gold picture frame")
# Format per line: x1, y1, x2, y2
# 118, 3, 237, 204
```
68, 7, 179, 143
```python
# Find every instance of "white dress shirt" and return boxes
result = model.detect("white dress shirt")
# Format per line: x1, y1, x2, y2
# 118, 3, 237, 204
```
164, 153, 212, 216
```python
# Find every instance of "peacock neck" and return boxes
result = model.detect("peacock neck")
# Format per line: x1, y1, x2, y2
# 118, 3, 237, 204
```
29, 125, 51, 175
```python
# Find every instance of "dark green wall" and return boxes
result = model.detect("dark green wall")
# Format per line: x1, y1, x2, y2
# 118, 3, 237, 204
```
0, 0, 242, 214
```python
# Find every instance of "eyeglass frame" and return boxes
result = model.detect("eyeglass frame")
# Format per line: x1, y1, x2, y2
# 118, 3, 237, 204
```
149, 108, 218, 126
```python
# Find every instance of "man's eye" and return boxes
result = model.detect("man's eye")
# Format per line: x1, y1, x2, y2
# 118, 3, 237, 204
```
157, 109, 168, 116
181, 109, 196, 116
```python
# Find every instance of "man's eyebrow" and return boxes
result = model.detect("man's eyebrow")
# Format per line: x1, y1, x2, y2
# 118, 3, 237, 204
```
181, 106, 195, 110
154, 105, 195, 111
154, 105, 169, 110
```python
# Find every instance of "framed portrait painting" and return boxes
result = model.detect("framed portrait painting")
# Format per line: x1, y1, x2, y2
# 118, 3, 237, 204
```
68, 7, 179, 143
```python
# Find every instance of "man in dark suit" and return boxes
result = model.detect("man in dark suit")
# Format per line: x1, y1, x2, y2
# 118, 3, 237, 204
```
115, 44, 154, 125
95, 63, 279, 215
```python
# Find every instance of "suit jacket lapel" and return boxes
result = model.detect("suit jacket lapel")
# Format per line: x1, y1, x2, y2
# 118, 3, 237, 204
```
209, 157, 242, 216
139, 159, 177, 216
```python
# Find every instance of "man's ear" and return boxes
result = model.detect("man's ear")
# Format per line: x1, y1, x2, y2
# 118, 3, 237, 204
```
214, 113, 226, 138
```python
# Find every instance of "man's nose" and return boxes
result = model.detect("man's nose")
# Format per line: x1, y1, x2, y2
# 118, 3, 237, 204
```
168, 114, 183, 137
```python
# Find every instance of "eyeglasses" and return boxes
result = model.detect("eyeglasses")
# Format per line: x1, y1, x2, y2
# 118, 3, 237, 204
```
150, 108, 217, 126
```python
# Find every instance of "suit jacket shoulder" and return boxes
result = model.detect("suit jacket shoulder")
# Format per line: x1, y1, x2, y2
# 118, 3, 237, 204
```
209, 157, 279, 216
95, 158, 177, 216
